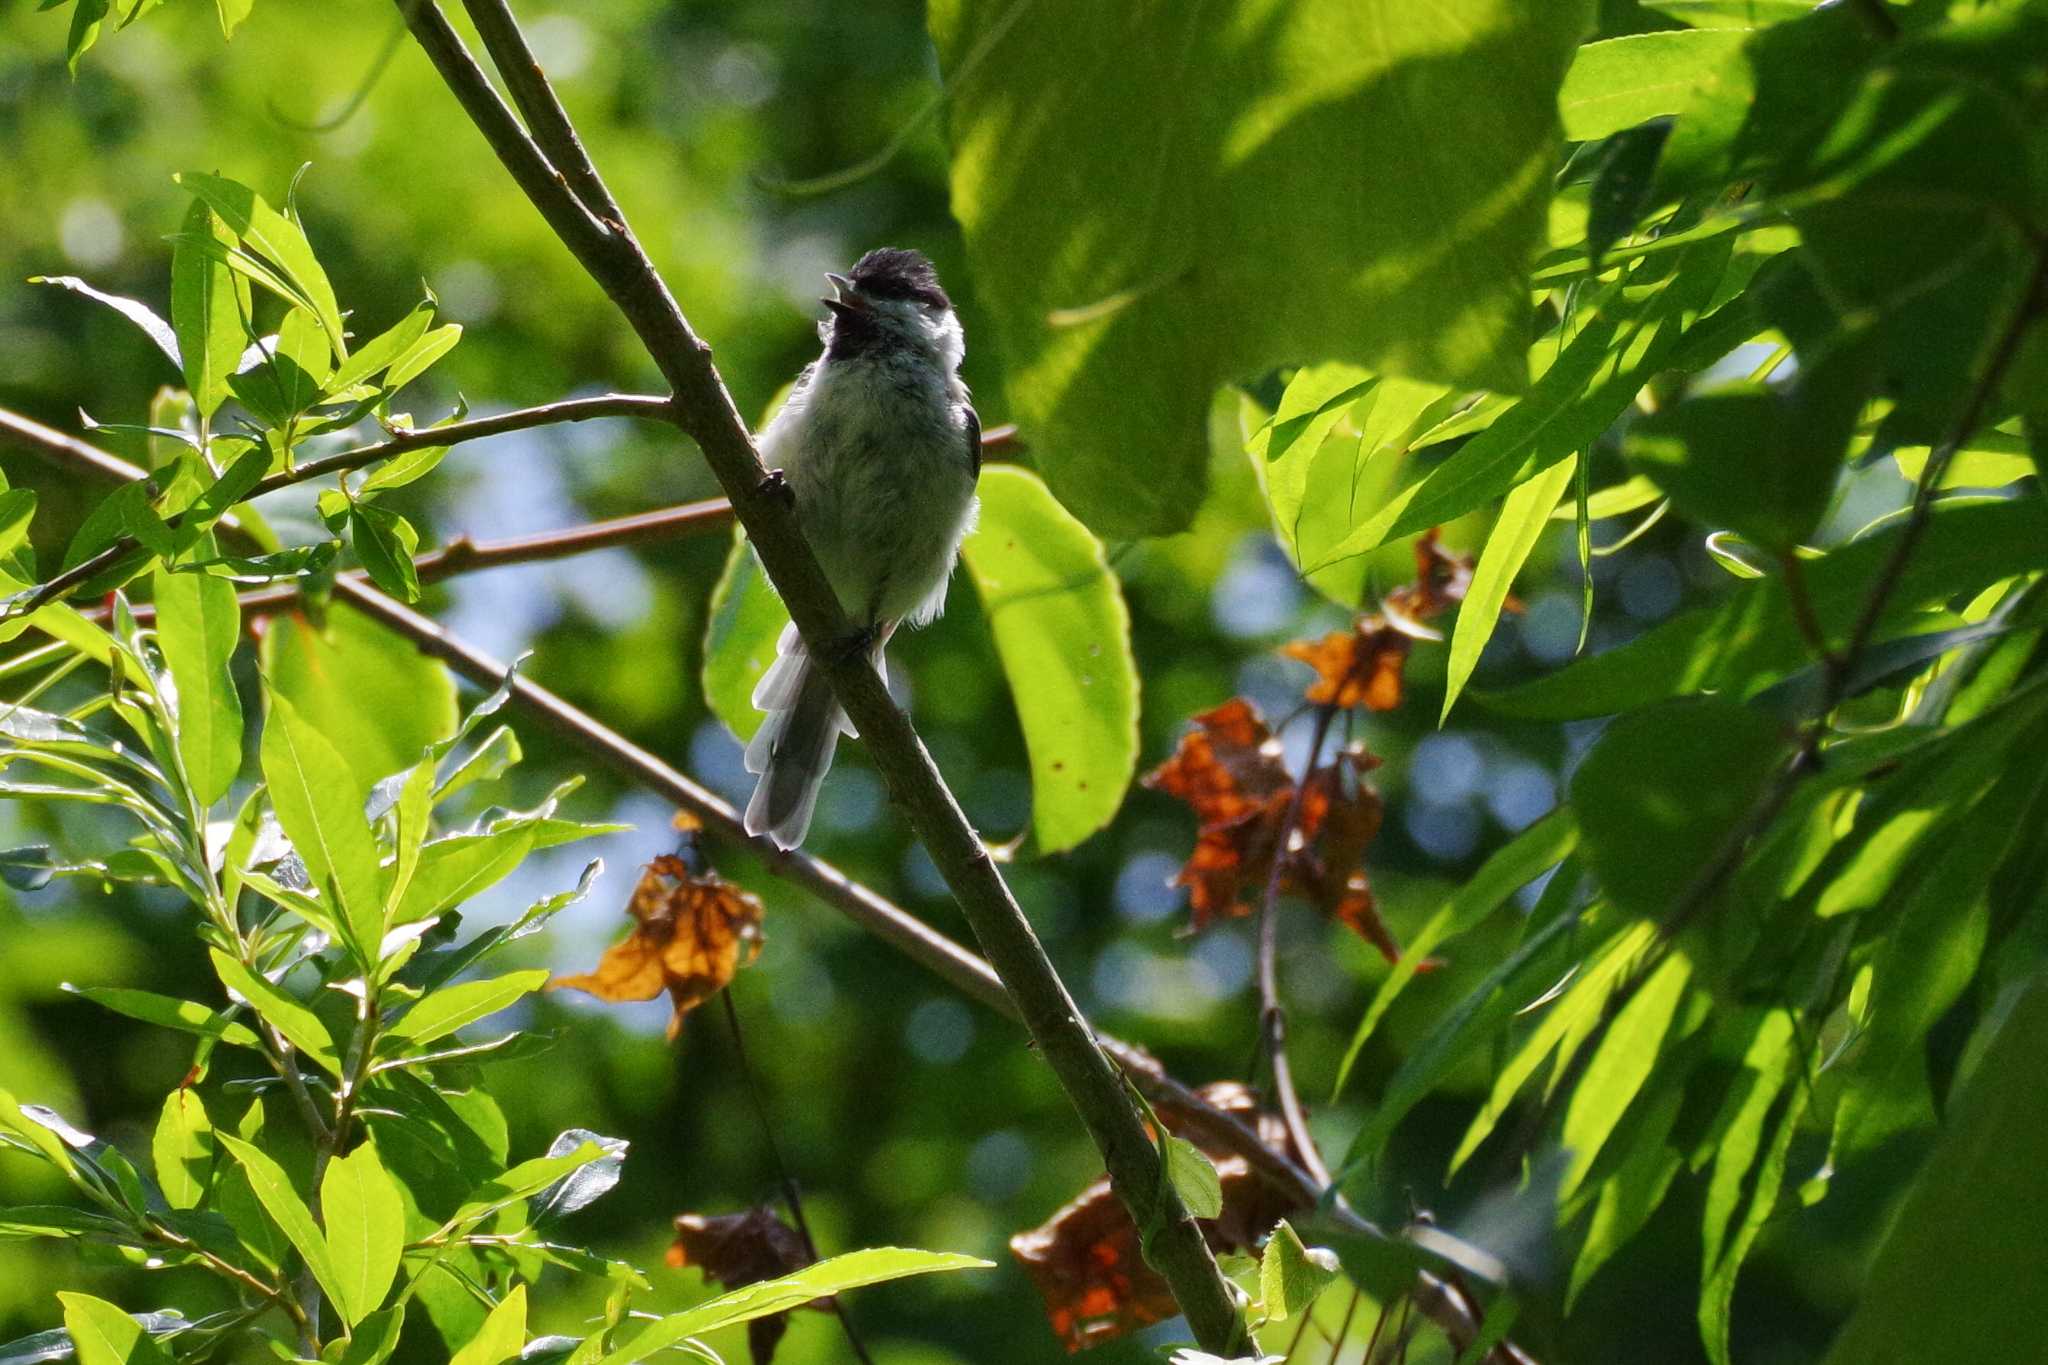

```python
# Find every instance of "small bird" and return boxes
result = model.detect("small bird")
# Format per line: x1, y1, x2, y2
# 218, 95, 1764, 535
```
742, 248, 981, 849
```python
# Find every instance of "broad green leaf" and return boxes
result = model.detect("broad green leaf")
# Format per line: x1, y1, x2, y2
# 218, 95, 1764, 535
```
1570, 697, 1784, 919
1626, 380, 1856, 551
150, 1090, 213, 1210
262, 689, 384, 957
1246, 364, 1375, 570
396, 828, 538, 924
321, 1140, 405, 1326
349, 505, 421, 602
1643, 0, 1817, 26
1259, 1221, 1339, 1322
448, 1286, 525, 1365
271, 307, 331, 416
216, 1133, 350, 1314
153, 561, 243, 804
1444, 454, 1575, 722
700, 534, 785, 745
1822, 974, 2048, 1365
1560, 30, 1750, 141
929, 0, 1596, 536
207, 950, 341, 1075
1558, 952, 1694, 1199
1489, 499, 2048, 720
170, 198, 246, 418
63, 0, 111, 73
382, 971, 548, 1051
446, 1143, 607, 1229
358, 445, 449, 494
1160, 1134, 1221, 1220
175, 173, 345, 360
57, 1294, 169, 1365
960, 466, 1139, 850
29, 276, 181, 371
62, 985, 262, 1050
1333, 811, 1578, 1100
263, 604, 458, 794
600, 1248, 992, 1365
327, 1307, 406, 1365
385, 758, 436, 925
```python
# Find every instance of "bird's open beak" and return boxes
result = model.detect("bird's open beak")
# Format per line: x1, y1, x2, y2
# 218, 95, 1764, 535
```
821, 272, 868, 316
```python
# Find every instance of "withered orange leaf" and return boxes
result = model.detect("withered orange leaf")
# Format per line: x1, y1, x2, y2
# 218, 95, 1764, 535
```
1385, 527, 1476, 623
1282, 622, 1412, 712
1011, 1081, 1305, 1352
550, 851, 763, 1040
669, 1207, 815, 1364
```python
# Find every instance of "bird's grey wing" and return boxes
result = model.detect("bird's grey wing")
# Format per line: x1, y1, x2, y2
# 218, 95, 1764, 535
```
963, 399, 982, 478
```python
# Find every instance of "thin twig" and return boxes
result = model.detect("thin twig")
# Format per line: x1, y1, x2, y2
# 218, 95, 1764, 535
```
0, 394, 677, 618
458, 0, 623, 222
396, 0, 1248, 1346
1256, 704, 1339, 1189
717, 990, 876, 1365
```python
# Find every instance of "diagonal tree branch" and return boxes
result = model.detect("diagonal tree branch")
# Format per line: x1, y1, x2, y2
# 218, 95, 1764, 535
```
391, 0, 1247, 1345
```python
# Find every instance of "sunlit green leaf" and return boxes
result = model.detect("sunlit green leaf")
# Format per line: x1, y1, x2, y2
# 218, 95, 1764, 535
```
262, 689, 384, 958
448, 1286, 525, 1365
383, 970, 548, 1051
960, 466, 1138, 851
150, 1089, 213, 1211
57, 1294, 169, 1365
207, 950, 341, 1075
1560, 30, 1749, 141
1445, 454, 1575, 721
1259, 1221, 1338, 1322
153, 560, 243, 805
321, 1140, 405, 1326
217, 1133, 351, 1316
174, 173, 345, 360
263, 603, 457, 792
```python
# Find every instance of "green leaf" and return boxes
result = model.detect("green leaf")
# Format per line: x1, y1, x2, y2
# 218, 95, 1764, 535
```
1488, 500, 2048, 720
57, 1294, 169, 1365
1444, 454, 1575, 722
326, 1307, 405, 1365
1246, 364, 1375, 571
357, 445, 448, 495
62, 985, 263, 1049
262, 689, 385, 959
150, 1089, 214, 1211
0, 488, 38, 586
396, 828, 538, 924
63, 0, 111, 74
1697, 1014, 1805, 1365
446, 1144, 607, 1230
217, 1133, 350, 1315
448, 1286, 525, 1365
1570, 697, 1784, 919
1445, 919, 1656, 1179
382, 971, 549, 1051
381, 324, 462, 392
700, 533, 786, 744
207, 950, 341, 1075
29, 276, 181, 372
1259, 1221, 1339, 1322
170, 199, 247, 418
1160, 1134, 1221, 1220
175, 173, 345, 361
1822, 973, 2048, 1365
1330, 241, 1754, 568
321, 1140, 405, 1326
348, 505, 421, 602
1625, 381, 1855, 551
263, 603, 458, 794
329, 302, 433, 393
1566, 1077, 1686, 1309
1558, 951, 1694, 1200
959, 467, 1139, 850
272, 307, 332, 416
929, 0, 1596, 535
600, 1248, 991, 1365
1560, 30, 1750, 141
1643, 0, 1816, 25
1333, 810, 1578, 1099
214, 0, 252, 39
153, 561, 243, 805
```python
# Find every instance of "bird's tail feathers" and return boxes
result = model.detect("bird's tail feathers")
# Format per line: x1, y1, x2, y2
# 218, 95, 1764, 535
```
743, 624, 860, 849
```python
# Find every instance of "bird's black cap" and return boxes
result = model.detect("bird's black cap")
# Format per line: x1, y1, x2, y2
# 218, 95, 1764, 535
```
847, 248, 951, 311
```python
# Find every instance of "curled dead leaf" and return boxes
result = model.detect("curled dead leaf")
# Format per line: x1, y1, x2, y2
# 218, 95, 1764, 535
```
669, 1206, 816, 1364
1011, 1081, 1305, 1352
550, 844, 763, 1040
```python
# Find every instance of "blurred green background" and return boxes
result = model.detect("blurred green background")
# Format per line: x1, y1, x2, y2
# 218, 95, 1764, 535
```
0, 1, 1889, 1360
